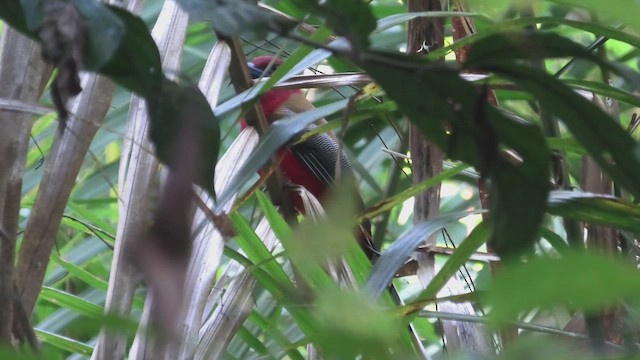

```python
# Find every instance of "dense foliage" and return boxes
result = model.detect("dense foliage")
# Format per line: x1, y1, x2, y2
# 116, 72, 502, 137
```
1, 0, 640, 358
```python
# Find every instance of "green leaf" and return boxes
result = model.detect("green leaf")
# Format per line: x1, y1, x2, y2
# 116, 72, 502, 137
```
290, 0, 376, 47
539, 227, 570, 255
489, 110, 550, 256
545, 0, 640, 35
547, 191, 640, 233
375, 11, 478, 33
365, 211, 477, 298
19, 0, 45, 32
51, 254, 109, 292
0, 0, 31, 36
486, 252, 640, 324
464, 31, 640, 87
236, 326, 271, 357
361, 53, 550, 257
98, 6, 163, 96
73, 0, 125, 70
174, 0, 293, 36
229, 211, 292, 285
563, 79, 640, 108
484, 64, 640, 200
314, 289, 405, 359
35, 329, 93, 355
39, 287, 103, 318
147, 78, 220, 192
0, 347, 40, 360
255, 191, 293, 241
427, 16, 640, 62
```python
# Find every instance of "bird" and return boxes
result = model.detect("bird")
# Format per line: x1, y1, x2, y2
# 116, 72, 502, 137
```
242, 55, 376, 259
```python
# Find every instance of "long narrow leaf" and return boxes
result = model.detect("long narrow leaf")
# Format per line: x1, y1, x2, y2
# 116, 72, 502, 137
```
365, 211, 477, 298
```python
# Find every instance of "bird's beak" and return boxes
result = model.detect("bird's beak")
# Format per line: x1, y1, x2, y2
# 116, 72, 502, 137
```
247, 62, 263, 79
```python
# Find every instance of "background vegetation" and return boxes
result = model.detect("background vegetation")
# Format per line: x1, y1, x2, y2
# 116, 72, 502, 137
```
1, 0, 640, 358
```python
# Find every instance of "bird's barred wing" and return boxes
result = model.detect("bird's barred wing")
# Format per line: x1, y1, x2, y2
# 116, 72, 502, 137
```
290, 132, 353, 187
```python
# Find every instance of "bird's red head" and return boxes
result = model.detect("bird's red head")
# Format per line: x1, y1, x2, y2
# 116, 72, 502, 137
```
250, 55, 283, 69
243, 55, 299, 120
248, 56, 283, 78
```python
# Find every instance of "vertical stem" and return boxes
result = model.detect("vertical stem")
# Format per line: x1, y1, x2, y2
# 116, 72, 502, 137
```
0, 27, 50, 346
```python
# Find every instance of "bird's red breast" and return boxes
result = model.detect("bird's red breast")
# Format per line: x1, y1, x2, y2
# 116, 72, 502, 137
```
240, 88, 326, 213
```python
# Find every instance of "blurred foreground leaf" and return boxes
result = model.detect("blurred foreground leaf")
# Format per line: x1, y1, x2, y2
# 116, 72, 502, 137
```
486, 252, 640, 324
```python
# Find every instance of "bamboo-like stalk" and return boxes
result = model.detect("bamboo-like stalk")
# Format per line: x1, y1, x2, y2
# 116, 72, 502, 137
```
92, 1, 185, 359
16, 51, 117, 317
0, 26, 50, 345
174, 127, 260, 360
194, 217, 276, 360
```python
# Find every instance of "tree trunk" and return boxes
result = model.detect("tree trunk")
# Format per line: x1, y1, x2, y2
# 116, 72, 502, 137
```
407, 0, 491, 353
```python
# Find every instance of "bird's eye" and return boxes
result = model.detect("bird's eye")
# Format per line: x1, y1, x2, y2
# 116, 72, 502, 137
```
248, 63, 264, 79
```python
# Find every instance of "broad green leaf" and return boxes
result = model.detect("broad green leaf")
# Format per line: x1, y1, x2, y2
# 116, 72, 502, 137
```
73, 0, 125, 70
547, 191, 640, 233
427, 16, 640, 62
546, 0, 640, 34
314, 289, 405, 359
20, 0, 47, 32
464, 32, 640, 87
282, 183, 370, 289
147, 79, 220, 192
290, 0, 376, 47
98, 6, 163, 96
489, 110, 550, 256
546, 135, 586, 155
482, 64, 640, 200
0, 0, 30, 36
11, 0, 125, 68
174, 0, 293, 36
361, 53, 550, 257
486, 252, 640, 324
